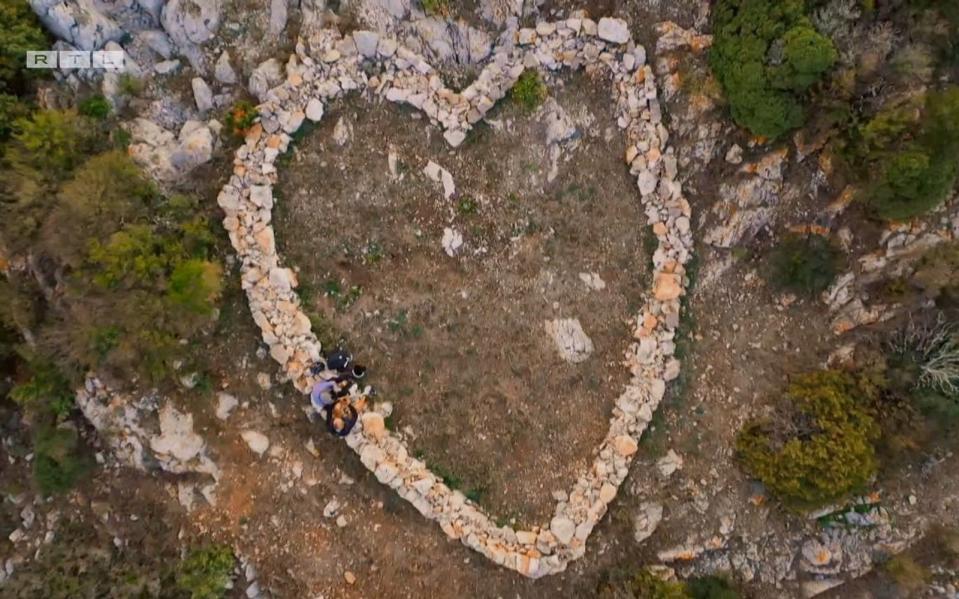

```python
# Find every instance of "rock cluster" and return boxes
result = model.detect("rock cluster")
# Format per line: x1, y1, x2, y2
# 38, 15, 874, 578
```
214, 16, 693, 578
126, 117, 220, 182
76, 376, 220, 480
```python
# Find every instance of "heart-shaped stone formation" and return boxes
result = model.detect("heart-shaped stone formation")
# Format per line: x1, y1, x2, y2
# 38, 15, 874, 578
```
217, 16, 693, 578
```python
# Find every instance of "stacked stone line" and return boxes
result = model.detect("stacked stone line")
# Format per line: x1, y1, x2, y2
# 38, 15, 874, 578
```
215, 16, 693, 579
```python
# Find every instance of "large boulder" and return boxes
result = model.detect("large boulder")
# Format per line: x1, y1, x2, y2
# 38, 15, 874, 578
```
29, 0, 125, 50
161, 0, 222, 46
127, 118, 216, 182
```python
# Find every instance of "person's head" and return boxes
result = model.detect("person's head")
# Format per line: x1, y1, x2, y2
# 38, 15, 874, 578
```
332, 417, 346, 432
352, 365, 367, 379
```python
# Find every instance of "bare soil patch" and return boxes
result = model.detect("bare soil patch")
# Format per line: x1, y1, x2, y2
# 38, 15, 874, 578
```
274, 72, 648, 523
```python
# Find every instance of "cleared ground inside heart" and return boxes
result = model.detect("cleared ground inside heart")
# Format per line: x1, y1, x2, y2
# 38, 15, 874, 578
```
275, 72, 648, 523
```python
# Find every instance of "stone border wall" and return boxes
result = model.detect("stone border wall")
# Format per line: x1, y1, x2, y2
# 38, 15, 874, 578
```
216, 16, 693, 578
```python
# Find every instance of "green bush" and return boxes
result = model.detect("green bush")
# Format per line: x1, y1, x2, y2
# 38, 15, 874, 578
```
883, 555, 929, 592
687, 575, 742, 599
859, 87, 959, 220
911, 241, 959, 302
1, 521, 180, 597
421, 0, 450, 16
0, 0, 47, 93
9, 361, 74, 419
736, 370, 879, 509
167, 259, 223, 316
869, 148, 957, 220
175, 545, 235, 599
32, 424, 89, 495
224, 100, 258, 137
768, 234, 841, 296
599, 568, 690, 599
0, 92, 29, 142
78, 94, 111, 120
711, 0, 836, 138
770, 25, 838, 91
511, 70, 547, 112
11, 109, 90, 178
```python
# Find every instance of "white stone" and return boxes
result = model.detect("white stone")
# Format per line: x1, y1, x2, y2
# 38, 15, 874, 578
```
633, 502, 664, 543
214, 50, 237, 84
549, 516, 576, 545
353, 31, 380, 58
306, 98, 324, 122
657, 449, 683, 478
441, 227, 463, 257
215, 392, 238, 420
597, 18, 630, 45
241, 431, 270, 456
545, 318, 594, 364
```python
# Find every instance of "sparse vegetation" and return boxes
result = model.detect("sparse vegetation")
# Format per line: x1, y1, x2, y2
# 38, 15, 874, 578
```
767, 233, 841, 296
175, 545, 236, 599
886, 315, 959, 423
736, 370, 879, 509
224, 99, 259, 137
598, 568, 692, 599
78, 94, 111, 120
420, 0, 450, 17
511, 70, 547, 112
883, 554, 930, 592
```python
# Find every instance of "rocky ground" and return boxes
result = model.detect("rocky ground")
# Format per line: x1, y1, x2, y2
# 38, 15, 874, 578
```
3, 0, 959, 598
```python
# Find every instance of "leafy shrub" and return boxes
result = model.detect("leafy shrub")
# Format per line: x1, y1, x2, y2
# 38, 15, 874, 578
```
32, 424, 89, 495
0, 92, 29, 142
421, 0, 450, 16
224, 100, 258, 137
686, 575, 742, 599
1, 521, 180, 596
883, 555, 929, 592
11, 109, 90, 178
167, 259, 223, 315
78, 94, 111, 120
10, 361, 74, 419
598, 568, 690, 599
175, 545, 235, 599
912, 242, 959, 304
869, 148, 957, 220
861, 87, 959, 220
769, 24, 839, 91
711, 0, 837, 138
768, 234, 841, 296
736, 370, 879, 509
117, 73, 143, 97
511, 70, 547, 112
0, 0, 48, 93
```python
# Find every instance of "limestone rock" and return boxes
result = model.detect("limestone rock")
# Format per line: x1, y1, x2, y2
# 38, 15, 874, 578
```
441, 227, 463, 257
249, 58, 283, 101
150, 404, 205, 465
269, 0, 287, 35
215, 392, 238, 420
305, 98, 324, 121
29, 0, 124, 50
332, 116, 353, 146
241, 430, 270, 456
633, 502, 664, 543
214, 50, 237, 84
597, 17, 630, 44
161, 0, 222, 47
191, 77, 213, 113
545, 318, 594, 364
656, 449, 683, 478
550, 516, 576, 545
